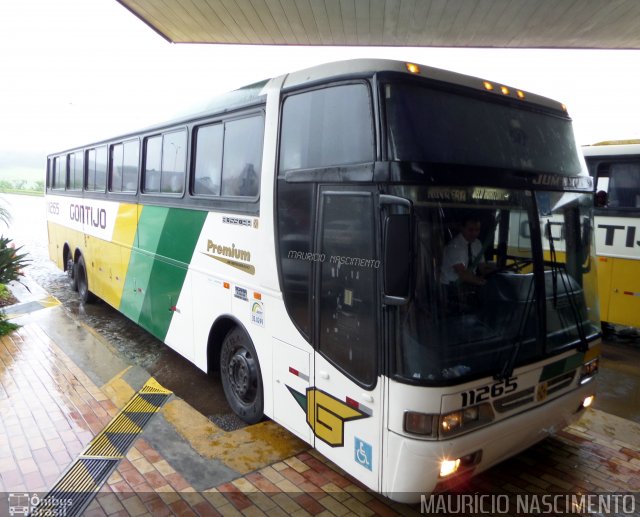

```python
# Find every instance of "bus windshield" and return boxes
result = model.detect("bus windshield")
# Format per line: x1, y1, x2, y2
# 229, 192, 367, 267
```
384, 80, 582, 176
390, 185, 599, 384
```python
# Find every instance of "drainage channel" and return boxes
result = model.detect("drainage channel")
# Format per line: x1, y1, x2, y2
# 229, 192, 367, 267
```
31, 378, 172, 517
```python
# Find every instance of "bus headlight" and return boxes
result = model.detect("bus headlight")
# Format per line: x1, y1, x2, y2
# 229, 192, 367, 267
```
440, 403, 493, 437
441, 411, 463, 433
580, 358, 599, 384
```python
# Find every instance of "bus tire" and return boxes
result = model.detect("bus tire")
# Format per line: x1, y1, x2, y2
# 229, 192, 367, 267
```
76, 255, 96, 304
220, 327, 264, 424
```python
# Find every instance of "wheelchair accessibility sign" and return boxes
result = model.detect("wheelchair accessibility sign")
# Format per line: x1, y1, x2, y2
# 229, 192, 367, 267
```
354, 437, 372, 471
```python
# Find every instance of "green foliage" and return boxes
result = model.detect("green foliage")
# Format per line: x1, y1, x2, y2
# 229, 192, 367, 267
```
0, 283, 11, 300
0, 236, 29, 284
0, 318, 18, 336
0, 178, 44, 196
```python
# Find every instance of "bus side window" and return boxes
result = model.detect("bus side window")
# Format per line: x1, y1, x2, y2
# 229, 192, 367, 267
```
279, 83, 374, 172
144, 136, 162, 193
221, 115, 263, 197
193, 123, 222, 196
123, 140, 140, 192
52, 155, 67, 190
69, 151, 83, 191
607, 162, 640, 208
161, 130, 187, 194
110, 143, 124, 192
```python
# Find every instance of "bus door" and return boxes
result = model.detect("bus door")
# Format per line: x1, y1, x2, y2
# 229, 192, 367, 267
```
312, 187, 383, 491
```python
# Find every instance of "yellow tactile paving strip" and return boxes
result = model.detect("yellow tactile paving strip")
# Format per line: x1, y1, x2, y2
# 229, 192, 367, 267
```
31, 378, 171, 516
4, 295, 61, 319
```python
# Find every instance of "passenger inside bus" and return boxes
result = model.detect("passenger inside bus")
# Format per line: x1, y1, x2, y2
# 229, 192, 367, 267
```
595, 190, 608, 208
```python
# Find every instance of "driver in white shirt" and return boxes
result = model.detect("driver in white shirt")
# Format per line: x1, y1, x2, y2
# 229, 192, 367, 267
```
441, 216, 491, 286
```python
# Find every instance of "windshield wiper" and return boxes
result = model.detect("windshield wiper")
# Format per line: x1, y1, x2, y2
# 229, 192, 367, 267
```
546, 222, 589, 353
495, 276, 535, 381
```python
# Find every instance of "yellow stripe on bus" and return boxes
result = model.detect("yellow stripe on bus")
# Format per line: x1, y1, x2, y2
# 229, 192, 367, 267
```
110, 203, 140, 307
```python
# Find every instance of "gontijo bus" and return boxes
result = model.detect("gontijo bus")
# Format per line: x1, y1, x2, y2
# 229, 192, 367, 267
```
46, 59, 600, 502
583, 143, 640, 329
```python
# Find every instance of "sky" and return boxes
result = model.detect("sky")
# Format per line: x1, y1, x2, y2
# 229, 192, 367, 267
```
2, 0, 640, 181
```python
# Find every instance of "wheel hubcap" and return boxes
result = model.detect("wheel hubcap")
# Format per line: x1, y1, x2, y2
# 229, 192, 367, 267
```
228, 348, 256, 402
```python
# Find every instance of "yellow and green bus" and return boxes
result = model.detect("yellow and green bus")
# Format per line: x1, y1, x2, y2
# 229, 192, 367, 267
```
47, 59, 600, 502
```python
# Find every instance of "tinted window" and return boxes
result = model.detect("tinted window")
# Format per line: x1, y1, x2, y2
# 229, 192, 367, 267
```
86, 146, 107, 191
277, 182, 314, 337
385, 81, 582, 175
69, 151, 83, 190
123, 140, 140, 192
161, 130, 186, 194
53, 156, 66, 189
596, 161, 640, 209
280, 83, 374, 171
318, 192, 377, 385
144, 136, 162, 193
221, 116, 263, 197
111, 140, 139, 193
110, 143, 124, 191
193, 124, 223, 196
144, 131, 186, 194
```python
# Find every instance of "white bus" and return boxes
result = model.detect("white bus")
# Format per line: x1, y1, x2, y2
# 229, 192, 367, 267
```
46, 59, 600, 502
583, 143, 640, 330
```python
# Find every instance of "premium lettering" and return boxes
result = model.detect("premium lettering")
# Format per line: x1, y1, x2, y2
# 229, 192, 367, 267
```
206, 240, 251, 262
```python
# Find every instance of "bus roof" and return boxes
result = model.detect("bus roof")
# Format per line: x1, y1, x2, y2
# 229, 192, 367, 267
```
49, 58, 568, 156
583, 143, 640, 157
279, 58, 566, 113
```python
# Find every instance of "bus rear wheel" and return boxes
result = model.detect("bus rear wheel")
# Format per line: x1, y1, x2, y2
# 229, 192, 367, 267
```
220, 327, 263, 424
76, 255, 95, 304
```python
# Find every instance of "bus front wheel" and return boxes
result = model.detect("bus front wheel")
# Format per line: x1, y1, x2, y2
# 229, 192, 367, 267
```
220, 327, 264, 424
76, 255, 95, 304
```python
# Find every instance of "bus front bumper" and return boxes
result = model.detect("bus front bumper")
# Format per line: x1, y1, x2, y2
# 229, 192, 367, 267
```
382, 381, 596, 503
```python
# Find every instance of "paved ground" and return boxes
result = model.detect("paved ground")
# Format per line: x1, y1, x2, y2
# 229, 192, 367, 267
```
1, 280, 640, 516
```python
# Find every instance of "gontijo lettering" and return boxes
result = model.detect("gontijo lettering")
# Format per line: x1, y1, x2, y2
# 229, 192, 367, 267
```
70, 203, 107, 229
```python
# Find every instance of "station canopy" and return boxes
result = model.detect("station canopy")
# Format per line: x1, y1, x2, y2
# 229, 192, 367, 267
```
117, 0, 640, 48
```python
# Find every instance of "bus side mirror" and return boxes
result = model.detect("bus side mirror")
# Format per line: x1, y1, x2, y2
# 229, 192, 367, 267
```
383, 214, 411, 305
380, 194, 412, 305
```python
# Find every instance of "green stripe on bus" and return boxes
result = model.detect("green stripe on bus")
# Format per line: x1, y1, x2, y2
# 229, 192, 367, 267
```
119, 206, 170, 322
123, 207, 207, 341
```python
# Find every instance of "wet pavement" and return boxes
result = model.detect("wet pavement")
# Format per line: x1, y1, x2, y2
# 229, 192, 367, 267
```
596, 340, 640, 424
1, 192, 640, 516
